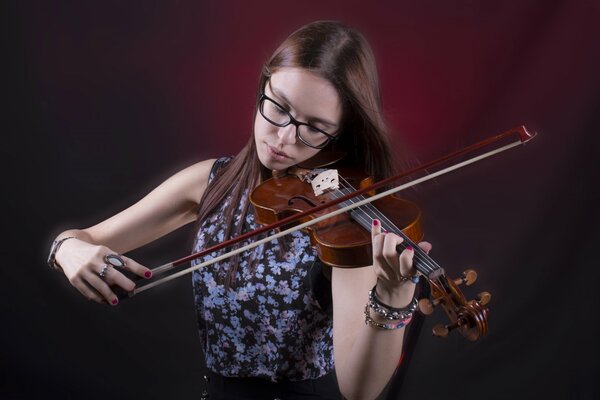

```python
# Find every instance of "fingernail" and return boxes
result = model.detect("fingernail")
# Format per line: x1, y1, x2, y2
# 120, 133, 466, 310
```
382, 229, 388, 234
111, 299, 119, 305
406, 245, 413, 251
373, 219, 379, 226
145, 271, 152, 278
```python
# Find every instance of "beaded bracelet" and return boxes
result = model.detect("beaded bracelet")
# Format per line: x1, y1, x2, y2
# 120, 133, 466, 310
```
364, 304, 413, 330
368, 285, 418, 320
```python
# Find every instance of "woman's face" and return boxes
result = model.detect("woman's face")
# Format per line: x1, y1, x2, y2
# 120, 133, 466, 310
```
254, 67, 342, 172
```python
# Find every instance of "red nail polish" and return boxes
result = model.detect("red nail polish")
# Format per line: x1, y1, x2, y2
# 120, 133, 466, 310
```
145, 271, 152, 278
373, 219, 379, 226
111, 299, 118, 305
406, 245, 413, 251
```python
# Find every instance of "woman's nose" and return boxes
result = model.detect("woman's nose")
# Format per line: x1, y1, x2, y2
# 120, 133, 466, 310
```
277, 124, 297, 145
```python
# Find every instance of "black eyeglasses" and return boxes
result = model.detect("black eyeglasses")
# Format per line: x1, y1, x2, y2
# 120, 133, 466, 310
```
258, 93, 338, 149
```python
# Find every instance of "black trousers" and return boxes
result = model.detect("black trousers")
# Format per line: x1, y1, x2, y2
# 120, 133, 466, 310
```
204, 371, 342, 400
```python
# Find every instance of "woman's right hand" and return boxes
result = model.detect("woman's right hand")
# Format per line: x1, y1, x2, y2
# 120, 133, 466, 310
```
55, 238, 152, 305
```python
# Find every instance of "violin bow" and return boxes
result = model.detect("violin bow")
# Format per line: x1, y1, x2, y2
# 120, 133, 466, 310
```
126, 125, 536, 296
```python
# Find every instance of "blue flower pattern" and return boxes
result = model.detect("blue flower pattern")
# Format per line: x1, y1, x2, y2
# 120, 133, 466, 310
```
191, 158, 334, 382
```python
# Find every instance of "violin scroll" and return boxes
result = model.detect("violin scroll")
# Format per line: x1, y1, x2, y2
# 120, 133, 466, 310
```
422, 268, 490, 341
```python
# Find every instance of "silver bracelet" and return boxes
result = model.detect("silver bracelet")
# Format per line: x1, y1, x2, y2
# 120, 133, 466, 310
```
47, 236, 75, 271
368, 284, 418, 321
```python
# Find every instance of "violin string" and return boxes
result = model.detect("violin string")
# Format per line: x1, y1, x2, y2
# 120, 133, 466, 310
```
334, 179, 399, 231
334, 176, 439, 274
337, 177, 441, 274
343, 194, 437, 274
337, 180, 403, 237
332, 185, 436, 275
336, 181, 438, 275
357, 188, 441, 274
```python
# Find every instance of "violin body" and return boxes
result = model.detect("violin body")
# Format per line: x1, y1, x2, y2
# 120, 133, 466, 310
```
250, 169, 423, 268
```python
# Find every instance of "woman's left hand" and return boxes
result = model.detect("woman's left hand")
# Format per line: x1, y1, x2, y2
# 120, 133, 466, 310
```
371, 218, 432, 304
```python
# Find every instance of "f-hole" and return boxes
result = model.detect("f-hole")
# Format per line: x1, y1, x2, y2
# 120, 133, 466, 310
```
288, 195, 318, 207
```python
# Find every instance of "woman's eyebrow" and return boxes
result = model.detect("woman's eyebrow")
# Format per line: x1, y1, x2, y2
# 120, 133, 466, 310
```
270, 85, 338, 128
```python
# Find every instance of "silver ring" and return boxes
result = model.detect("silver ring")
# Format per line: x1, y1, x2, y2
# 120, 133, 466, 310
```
98, 264, 110, 279
104, 254, 126, 269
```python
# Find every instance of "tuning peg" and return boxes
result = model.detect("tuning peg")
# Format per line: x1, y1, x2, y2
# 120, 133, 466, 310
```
432, 321, 461, 338
432, 324, 449, 338
418, 297, 442, 315
454, 269, 477, 286
476, 291, 492, 306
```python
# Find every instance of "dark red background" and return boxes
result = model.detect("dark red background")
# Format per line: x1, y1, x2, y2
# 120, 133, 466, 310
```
3, 1, 599, 399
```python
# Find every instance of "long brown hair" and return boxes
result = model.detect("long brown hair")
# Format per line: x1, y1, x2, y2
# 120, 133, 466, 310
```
195, 21, 396, 286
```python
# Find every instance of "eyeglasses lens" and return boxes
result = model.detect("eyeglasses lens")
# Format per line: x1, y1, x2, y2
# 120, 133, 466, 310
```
261, 97, 329, 149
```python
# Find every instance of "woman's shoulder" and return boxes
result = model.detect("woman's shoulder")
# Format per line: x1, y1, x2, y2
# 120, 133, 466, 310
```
179, 158, 218, 182
181, 156, 236, 204
163, 158, 219, 207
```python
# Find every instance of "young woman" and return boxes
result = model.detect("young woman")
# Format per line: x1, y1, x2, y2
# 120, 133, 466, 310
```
48, 21, 431, 400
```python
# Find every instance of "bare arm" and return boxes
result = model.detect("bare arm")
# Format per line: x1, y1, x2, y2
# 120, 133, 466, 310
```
53, 159, 216, 304
332, 221, 431, 400
62, 159, 216, 252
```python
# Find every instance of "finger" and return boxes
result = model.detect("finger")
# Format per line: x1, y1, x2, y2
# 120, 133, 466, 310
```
399, 245, 415, 277
120, 255, 153, 279
371, 218, 382, 239
372, 232, 393, 281
372, 231, 394, 281
102, 267, 136, 293
417, 241, 432, 254
382, 233, 404, 280
73, 277, 105, 304
85, 271, 119, 305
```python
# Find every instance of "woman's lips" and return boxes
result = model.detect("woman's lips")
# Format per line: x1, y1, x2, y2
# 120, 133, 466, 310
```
266, 144, 290, 160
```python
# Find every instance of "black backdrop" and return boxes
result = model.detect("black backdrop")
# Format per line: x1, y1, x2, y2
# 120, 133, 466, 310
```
2, 1, 599, 399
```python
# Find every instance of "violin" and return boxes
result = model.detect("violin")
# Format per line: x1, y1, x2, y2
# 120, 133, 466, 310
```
250, 159, 488, 340
118, 125, 536, 342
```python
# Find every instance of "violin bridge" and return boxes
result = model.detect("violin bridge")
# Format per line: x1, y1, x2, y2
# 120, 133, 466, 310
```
311, 169, 339, 196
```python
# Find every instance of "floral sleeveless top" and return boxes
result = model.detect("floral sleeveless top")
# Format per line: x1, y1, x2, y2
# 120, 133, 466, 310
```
191, 157, 334, 382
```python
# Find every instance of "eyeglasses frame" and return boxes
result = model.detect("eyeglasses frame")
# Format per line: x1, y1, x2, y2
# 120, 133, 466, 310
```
258, 93, 338, 149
